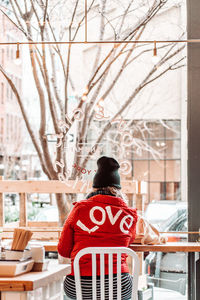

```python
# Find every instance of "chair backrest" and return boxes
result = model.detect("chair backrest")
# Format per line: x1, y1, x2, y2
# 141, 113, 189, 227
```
74, 247, 140, 300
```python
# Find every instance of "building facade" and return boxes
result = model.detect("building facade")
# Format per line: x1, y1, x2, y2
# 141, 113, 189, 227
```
0, 10, 24, 178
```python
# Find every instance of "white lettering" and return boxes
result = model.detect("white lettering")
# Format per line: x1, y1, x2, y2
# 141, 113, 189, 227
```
105, 206, 122, 225
54, 159, 64, 172
76, 207, 134, 235
119, 160, 132, 175
120, 215, 134, 234
58, 172, 72, 187
76, 220, 99, 234
90, 206, 106, 225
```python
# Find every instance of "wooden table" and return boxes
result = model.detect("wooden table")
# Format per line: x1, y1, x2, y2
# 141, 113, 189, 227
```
0, 261, 70, 300
43, 241, 200, 300
129, 242, 200, 300
130, 241, 200, 252
42, 241, 200, 300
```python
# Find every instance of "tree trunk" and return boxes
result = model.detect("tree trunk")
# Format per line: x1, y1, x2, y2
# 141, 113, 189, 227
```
55, 193, 69, 226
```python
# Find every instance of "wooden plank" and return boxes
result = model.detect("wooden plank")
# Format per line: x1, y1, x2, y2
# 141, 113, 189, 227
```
0, 282, 26, 291
3, 227, 199, 234
44, 243, 58, 252
2, 227, 199, 234
0, 180, 137, 194
1, 226, 61, 241
28, 221, 59, 228
19, 193, 27, 227
1, 232, 59, 241
1, 227, 62, 232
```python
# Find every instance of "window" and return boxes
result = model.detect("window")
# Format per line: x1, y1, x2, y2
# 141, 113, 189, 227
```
160, 182, 180, 201
87, 119, 181, 202
6, 85, 9, 100
2, 15, 5, 32
1, 15, 5, 31
1, 49, 4, 65
0, 118, 3, 135
19, 78, 22, 91
6, 46, 9, 60
131, 120, 181, 202
10, 115, 13, 135
6, 114, 9, 141
1, 82, 4, 104
15, 77, 18, 89
11, 48, 14, 60
15, 116, 18, 140
10, 75, 13, 100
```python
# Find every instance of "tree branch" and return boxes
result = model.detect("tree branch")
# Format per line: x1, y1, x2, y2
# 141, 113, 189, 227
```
28, 43, 56, 179
82, 44, 185, 167
0, 66, 50, 178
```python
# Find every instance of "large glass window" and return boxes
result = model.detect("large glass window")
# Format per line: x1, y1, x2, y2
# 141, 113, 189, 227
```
1, 82, 4, 104
132, 120, 181, 202
0, 0, 187, 298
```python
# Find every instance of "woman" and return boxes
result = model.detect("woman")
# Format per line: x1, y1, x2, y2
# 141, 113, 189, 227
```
58, 156, 138, 300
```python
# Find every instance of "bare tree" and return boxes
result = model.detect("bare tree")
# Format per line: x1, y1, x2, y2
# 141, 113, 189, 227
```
0, 0, 186, 225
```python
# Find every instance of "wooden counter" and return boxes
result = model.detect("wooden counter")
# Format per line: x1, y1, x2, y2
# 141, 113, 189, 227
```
43, 241, 200, 253
130, 241, 200, 252
41, 242, 200, 300
0, 262, 71, 300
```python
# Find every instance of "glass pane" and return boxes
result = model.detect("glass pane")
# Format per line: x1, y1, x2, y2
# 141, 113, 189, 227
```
133, 161, 149, 181
166, 160, 181, 182
149, 182, 161, 202
0, 1, 187, 298
166, 120, 181, 139
165, 140, 181, 159
133, 148, 149, 160
150, 160, 165, 181
160, 182, 181, 200
149, 140, 165, 159
147, 122, 165, 139
132, 121, 151, 140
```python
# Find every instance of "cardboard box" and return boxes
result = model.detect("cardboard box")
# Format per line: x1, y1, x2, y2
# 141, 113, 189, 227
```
0, 259, 34, 277
5, 249, 31, 261
32, 260, 49, 272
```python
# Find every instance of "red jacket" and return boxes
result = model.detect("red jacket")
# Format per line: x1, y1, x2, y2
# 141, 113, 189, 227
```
57, 194, 138, 276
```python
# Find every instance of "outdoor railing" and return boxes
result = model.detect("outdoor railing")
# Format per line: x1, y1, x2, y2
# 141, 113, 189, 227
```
0, 178, 144, 240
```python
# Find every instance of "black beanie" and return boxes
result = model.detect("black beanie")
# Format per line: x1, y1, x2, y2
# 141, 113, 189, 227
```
93, 156, 121, 189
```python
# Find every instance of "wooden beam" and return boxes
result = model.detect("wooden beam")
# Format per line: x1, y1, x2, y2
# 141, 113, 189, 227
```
2, 227, 62, 232
28, 221, 59, 228
19, 193, 27, 227
0, 180, 137, 194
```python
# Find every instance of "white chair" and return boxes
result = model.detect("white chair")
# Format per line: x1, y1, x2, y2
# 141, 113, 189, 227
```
74, 247, 140, 300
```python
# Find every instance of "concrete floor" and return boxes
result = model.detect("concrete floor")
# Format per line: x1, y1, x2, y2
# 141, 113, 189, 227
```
63, 288, 187, 300
63, 288, 188, 299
